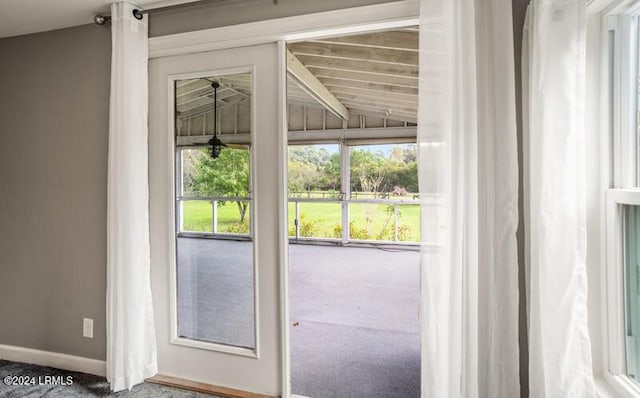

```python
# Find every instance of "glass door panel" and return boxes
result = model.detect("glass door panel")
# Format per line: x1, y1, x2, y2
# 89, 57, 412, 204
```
175, 74, 255, 350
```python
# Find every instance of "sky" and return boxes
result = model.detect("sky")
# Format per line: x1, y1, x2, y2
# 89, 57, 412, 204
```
308, 143, 412, 156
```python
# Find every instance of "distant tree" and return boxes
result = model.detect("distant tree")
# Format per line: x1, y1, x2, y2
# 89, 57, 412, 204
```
288, 146, 330, 167
287, 146, 341, 192
190, 148, 250, 222
385, 161, 418, 193
285, 144, 418, 194
320, 152, 341, 191
402, 144, 418, 163
350, 149, 385, 192
181, 149, 206, 192
389, 146, 406, 163
288, 161, 321, 192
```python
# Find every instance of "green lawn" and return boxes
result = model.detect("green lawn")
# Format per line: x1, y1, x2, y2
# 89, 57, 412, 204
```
182, 200, 250, 234
182, 199, 420, 242
287, 202, 420, 242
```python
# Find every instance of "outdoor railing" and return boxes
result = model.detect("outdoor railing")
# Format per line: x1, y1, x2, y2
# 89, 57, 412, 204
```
178, 193, 425, 244
288, 194, 420, 244
177, 195, 252, 237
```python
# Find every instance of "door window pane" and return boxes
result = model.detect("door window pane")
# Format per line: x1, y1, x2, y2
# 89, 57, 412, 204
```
181, 200, 213, 233
175, 73, 255, 349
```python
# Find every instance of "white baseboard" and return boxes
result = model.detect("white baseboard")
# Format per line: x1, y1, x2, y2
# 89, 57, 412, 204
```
0, 344, 106, 377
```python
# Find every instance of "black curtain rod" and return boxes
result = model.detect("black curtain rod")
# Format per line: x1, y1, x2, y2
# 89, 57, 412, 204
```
94, 0, 278, 25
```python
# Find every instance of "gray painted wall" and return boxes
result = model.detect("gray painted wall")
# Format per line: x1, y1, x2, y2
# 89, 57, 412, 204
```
0, 24, 110, 360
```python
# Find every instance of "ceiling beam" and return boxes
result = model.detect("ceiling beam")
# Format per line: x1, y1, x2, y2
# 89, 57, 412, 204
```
288, 126, 416, 142
178, 96, 248, 119
288, 42, 418, 66
177, 87, 239, 108
286, 50, 349, 120
177, 127, 417, 146
344, 102, 417, 123
310, 67, 418, 88
349, 109, 417, 124
296, 54, 418, 79
311, 31, 419, 51
319, 77, 419, 96
327, 86, 418, 102
342, 98, 417, 114
334, 92, 418, 109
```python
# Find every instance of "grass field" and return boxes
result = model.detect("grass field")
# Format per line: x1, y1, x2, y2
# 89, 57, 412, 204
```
182, 199, 420, 242
182, 200, 250, 234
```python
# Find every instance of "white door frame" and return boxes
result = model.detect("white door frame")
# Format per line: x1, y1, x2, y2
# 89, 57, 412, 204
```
148, 2, 420, 397
150, 43, 282, 394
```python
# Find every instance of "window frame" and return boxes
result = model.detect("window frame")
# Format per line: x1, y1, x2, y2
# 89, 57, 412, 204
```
285, 139, 421, 245
599, 0, 640, 395
176, 145, 254, 239
606, 191, 640, 396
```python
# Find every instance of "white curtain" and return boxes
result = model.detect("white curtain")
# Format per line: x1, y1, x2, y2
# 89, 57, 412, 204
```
523, 1, 596, 397
418, 0, 520, 396
106, 2, 157, 392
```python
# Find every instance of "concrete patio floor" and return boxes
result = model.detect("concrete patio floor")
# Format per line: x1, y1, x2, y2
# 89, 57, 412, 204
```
177, 238, 420, 398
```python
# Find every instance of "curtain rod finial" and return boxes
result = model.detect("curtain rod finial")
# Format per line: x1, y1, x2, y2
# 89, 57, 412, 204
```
94, 14, 111, 25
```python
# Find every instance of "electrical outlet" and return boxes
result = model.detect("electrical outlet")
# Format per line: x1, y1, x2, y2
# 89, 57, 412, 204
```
83, 318, 93, 338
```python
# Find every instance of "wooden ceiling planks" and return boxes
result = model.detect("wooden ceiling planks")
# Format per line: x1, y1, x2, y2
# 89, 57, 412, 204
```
286, 28, 419, 125
176, 28, 420, 132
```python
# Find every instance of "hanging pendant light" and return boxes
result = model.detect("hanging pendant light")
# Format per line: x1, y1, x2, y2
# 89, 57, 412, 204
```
206, 81, 227, 159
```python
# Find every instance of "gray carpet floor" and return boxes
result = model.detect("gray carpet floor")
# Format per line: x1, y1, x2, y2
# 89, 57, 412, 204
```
177, 238, 420, 398
288, 244, 420, 398
0, 360, 221, 397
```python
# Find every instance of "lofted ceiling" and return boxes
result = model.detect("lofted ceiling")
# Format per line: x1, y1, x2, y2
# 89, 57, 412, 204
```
174, 28, 419, 140
286, 28, 419, 124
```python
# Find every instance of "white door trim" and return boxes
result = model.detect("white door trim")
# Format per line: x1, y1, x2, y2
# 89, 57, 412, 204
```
148, 3, 420, 397
148, 0, 420, 59
150, 43, 282, 396
276, 39, 291, 398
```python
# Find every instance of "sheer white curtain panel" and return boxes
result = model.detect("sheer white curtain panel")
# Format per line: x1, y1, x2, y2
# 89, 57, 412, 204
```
523, 1, 596, 397
106, 2, 157, 392
418, 0, 520, 396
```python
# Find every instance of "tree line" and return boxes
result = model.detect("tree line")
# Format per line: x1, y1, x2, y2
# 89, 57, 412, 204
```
182, 143, 419, 224
288, 144, 418, 194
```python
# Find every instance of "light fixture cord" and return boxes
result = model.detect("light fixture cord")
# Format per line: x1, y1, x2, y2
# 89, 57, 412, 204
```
213, 82, 218, 137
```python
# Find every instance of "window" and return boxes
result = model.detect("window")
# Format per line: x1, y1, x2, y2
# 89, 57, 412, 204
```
178, 146, 252, 236
347, 143, 419, 242
287, 143, 342, 240
601, 2, 640, 395
173, 73, 256, 352
286, 141, 420, 244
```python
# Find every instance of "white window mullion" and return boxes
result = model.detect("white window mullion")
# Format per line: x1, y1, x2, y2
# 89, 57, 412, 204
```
610, 13, 638, 188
